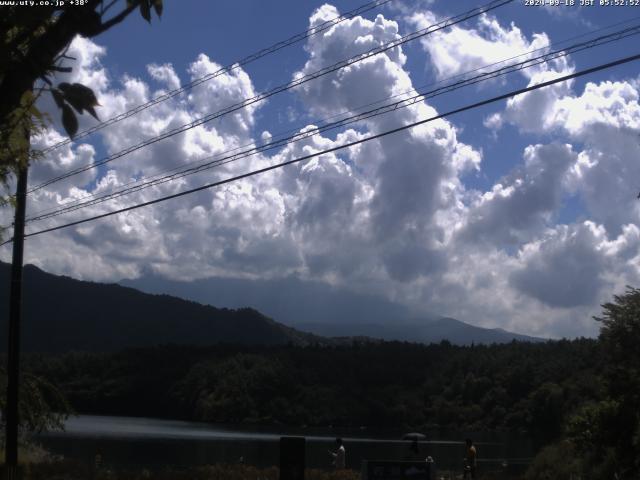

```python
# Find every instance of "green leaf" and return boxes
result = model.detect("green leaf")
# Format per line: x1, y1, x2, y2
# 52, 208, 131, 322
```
58, 83, 99, 118
61, 103, 78, 139
140, 0, 151, 23
152, 0, 162, 18
85, 105, 99, 121
51, 89, 65, 109
31, 105, 44, 121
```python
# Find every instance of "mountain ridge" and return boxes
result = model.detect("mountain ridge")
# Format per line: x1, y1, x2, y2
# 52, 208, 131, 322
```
123, 272, 544, 344
0, 262, 324, 352
1, 262, 543, 351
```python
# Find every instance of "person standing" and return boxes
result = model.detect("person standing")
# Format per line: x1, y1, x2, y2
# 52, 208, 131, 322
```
404, 439, 421, 460
463, 438, 477, 479
329, 437, 346, 470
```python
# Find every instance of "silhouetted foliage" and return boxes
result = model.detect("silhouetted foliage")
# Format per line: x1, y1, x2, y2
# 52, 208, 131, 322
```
525, 287, 640, 479
0, 0, 162, 222
21, 338, 604, 444
0, 365, 72, 434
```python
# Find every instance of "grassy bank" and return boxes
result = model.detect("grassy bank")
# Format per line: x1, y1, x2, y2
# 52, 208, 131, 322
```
16, 462, 360, 480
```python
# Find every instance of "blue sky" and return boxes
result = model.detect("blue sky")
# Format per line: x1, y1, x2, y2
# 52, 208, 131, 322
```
104, 0, 638, 211
97, 0, 639, 196
2, 0, 640, 338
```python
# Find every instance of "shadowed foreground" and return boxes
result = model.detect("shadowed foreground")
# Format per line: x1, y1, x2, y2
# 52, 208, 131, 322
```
9, 460, 522, 480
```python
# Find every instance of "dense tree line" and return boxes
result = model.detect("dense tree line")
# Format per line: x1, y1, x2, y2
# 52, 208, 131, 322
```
20, 338, 603, 447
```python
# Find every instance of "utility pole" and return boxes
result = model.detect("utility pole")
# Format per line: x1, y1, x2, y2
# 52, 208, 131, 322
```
4, 141, 29, 480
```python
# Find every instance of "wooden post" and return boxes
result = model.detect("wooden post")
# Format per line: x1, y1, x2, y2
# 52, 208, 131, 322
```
4, 158, 29, 479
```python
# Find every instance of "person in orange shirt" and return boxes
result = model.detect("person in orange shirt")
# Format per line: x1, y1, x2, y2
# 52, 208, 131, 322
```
463, 438, 477, 479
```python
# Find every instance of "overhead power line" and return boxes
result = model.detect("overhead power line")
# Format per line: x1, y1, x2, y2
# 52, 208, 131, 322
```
40, 0, 395, 154
24, 22, 640, 224
2, 52, 637, 247
25, 14, 640, 222
30, 0, 515, 193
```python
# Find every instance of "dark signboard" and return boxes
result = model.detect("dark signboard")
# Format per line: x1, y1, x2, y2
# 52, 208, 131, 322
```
363, 460, 434, 480
279, 436, 306, 480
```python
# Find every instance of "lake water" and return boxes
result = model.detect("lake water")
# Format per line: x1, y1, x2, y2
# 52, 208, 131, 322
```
35, 415, 533, 473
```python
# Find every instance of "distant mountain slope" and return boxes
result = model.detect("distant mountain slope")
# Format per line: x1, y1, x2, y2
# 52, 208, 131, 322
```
0, 262, 322, 352
121, 273, 416, 327
296, 317, 543, 344
122, 274, 545, 345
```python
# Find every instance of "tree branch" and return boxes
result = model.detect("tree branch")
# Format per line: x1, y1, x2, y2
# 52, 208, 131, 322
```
48, 66, 72, 73
90, 3, 138, 36
101, 0, 121, 16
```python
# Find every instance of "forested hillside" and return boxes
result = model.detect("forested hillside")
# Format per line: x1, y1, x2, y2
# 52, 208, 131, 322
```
0, 263, 321, 351
23, 338, 601, 448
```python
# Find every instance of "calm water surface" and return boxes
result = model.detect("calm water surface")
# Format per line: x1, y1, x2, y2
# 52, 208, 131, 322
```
35, 415, 533, 472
